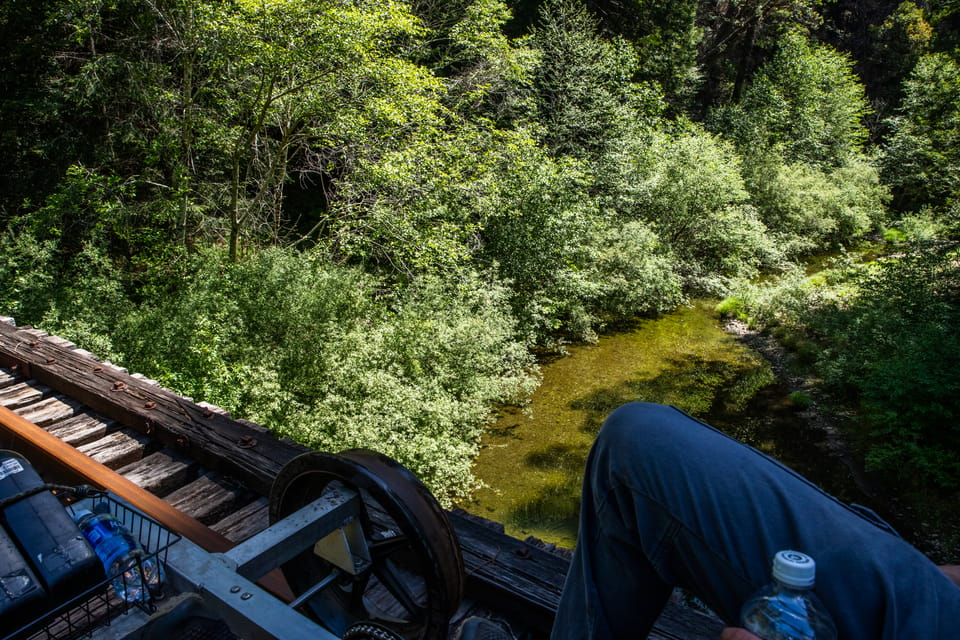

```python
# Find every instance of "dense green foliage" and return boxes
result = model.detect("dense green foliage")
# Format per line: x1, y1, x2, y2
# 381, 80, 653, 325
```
3, 0, 960, 498
816, 252, 960, 489
883, 52, 960, 215
712, 32, 870, 167
115, 251, 538, 500
724, 246, 960, 490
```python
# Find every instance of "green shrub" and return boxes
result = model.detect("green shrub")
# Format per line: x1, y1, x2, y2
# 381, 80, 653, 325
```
0, 166, 139, 359
743, 154, 888, 256
715, 297, 746, 320
115, 247, 538, 504
883, 227, 908, 243
732, 249, 960, 490
607, 123, 779, 294
814, 251, 960, 488
893, 209, 943, 243
584, 220, 684, 323
788, 391, 813, 410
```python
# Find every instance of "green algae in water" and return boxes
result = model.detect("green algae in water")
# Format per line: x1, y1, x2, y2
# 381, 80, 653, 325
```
458, 300, 777, 549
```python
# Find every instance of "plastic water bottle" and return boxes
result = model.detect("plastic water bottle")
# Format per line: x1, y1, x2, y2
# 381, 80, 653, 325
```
74, 507, 163, 602
740, 550, 837, 640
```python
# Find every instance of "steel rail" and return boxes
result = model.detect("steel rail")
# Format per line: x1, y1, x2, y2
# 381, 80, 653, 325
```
0, 404, 294, 602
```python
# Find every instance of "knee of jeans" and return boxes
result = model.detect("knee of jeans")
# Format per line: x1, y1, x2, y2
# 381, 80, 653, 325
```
596, 402, 692, 464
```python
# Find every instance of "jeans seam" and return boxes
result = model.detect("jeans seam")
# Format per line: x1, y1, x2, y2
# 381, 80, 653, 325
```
666, 405, 903, 539
607, 476, 755, 596
648, 515, 681, 576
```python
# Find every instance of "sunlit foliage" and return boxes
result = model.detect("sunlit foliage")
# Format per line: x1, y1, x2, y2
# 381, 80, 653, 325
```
2, 0, 957, 500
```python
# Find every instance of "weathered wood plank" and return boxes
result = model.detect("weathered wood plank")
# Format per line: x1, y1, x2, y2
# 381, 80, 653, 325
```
0, 367, 22, 389
76, 428, 152, 469
131, 373, 160, 386
18, 394, 83, 427
117, 448, 201, 496
0, 381, 50, 410
197, 400, 231, 418
164, 473, 256, 525
42, 335, 77, 349
211, 496, 270, 543
448, 510, 566, 633
0, 321, 307, 496
648, 600, 725, 640
46, 411, 118, 447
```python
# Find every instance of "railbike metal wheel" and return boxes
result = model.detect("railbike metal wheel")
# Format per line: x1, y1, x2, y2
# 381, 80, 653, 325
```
342, 622, 406, 640
269, 450, 464, 640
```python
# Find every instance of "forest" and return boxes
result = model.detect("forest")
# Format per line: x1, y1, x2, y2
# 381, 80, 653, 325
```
1, 0, 959, 508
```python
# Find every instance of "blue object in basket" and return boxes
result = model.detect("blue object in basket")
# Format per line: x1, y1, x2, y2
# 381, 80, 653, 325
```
0, 451, 104, 604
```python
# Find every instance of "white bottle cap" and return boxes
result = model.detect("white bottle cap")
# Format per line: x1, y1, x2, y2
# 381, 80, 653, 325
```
772, 550, 816, 588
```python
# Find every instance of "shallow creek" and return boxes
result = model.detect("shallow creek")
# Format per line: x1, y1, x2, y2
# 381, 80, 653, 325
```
457, 299, 863, 550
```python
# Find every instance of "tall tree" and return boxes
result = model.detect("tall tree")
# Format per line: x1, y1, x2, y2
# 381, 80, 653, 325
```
585, 0, 702, 103
865, 2, 933, 123
696, 0, 825, 109
710, 31, 870, 168
424, 0, 538, 127
147, 0, 439, 261
883, 52, 960, 214
0, 0, 164, 220
531, 0, 639, 160
0, 0, 65, 218
927, 0, 960, 51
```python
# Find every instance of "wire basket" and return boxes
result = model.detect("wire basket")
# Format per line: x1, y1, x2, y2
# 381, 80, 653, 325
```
4, 495, 181, 640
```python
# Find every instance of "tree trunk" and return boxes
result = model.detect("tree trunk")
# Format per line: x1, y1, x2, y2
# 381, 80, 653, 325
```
733, 13, 760, 102
178, 52, 195, 250
229, 150, 242, 262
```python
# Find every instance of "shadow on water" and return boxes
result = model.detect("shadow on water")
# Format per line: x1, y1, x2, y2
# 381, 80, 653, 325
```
457, 300, 868, 550
525, 443, 590, 472
571, 355, 777, 438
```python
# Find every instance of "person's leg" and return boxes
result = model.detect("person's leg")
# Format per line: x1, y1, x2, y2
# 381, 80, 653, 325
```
550, 411, 675, 639
551, 402, 960, 640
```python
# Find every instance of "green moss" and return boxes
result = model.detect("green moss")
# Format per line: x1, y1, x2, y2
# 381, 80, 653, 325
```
716, 296, 745, 318
789, 391, 813, 409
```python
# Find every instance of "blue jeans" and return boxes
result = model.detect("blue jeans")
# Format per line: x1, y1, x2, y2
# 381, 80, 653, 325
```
551, 402, 960, 639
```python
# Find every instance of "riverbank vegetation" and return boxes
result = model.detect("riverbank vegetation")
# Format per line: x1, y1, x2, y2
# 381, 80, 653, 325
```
724, 245, 960, 491
2, 0, 958, 504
